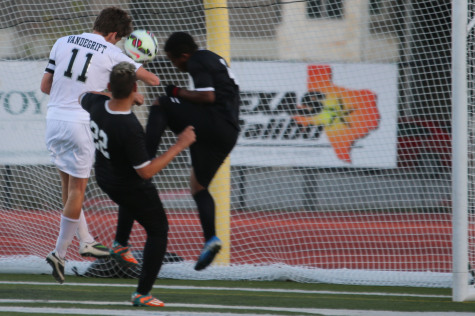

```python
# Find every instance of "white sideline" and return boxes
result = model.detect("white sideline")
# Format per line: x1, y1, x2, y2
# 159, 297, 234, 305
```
0, 281, 451, 298
0, 303, 474, 316
0, 282, 465, 315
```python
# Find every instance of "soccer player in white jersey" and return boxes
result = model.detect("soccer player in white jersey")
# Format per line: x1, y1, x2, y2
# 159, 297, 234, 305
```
40, 7, 159, 284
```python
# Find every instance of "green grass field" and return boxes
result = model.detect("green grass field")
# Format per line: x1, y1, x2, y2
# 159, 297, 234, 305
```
0, 274, 475, 315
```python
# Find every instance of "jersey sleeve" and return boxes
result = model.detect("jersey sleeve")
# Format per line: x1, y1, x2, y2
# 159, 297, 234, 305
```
80, 93, 110, 113
188, 60, 215, 92
45, 39, 60, 74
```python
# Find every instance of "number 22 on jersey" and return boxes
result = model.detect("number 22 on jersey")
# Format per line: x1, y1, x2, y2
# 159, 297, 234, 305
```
90, 120, 110, 158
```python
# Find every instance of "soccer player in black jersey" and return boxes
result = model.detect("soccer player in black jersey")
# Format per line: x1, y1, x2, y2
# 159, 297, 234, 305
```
80, 62, 195, 307
145, 31, 240, 271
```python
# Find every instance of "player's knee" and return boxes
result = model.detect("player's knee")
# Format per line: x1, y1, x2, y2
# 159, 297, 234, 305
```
149, 96, 171, 113
161, 95, 183, 108
146, 217, 168, 238
158, 96, 170, 106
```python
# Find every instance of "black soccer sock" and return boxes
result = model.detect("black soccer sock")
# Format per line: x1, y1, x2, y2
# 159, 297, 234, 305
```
193, 189, 216, 242
145, 105, 168, 158
137, 216, 168, 295
115, 205, 134, 246
137, 232, 168, 295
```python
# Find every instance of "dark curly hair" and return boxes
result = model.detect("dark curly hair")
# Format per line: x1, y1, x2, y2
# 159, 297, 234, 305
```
93, 7, 132, 39
164, 32, 199, 58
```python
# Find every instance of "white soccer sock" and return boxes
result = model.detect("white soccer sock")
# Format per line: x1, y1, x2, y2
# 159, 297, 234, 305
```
54, 215, 80, 259
76, 210, 95, 244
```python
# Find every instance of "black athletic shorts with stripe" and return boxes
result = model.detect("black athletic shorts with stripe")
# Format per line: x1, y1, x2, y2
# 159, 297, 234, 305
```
152, 95, 239, 188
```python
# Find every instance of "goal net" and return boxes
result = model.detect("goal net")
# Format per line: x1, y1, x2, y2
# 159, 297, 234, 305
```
0, 0, 460, 290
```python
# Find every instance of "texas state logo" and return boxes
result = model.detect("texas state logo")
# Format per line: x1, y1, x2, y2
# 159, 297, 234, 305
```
231, 61, 398, 168
293, 65, 381, 163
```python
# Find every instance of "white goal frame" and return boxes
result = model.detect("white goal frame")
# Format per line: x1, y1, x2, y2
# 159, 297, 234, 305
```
452, 0, 475, 302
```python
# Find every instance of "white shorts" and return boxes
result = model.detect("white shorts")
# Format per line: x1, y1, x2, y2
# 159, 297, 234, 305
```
45, 119, 94, 178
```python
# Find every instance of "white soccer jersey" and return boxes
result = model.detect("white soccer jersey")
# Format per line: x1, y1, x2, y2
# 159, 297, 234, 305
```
45, 32, 142, 123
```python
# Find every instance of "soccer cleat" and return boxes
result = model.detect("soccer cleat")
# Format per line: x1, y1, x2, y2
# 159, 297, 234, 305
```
110, 241, 139, 267
79, 241, 110, 258
131, 292, 165, 307
194, 235, 222, 271
46, 252, 65, 284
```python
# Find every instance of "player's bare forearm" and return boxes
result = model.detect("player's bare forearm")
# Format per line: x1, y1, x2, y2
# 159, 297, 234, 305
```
40, 73, 53, 95
136, 67, 160, 86
149, 126, 195, 174
136, 126, 195, 179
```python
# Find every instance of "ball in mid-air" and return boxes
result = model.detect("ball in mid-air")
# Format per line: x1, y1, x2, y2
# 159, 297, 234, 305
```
124, 30, 159, 62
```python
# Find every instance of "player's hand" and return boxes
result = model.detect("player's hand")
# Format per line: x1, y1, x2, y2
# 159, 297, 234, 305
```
134, 92, 145, 106
177, 125, 196, 148
165, 84, 181, 98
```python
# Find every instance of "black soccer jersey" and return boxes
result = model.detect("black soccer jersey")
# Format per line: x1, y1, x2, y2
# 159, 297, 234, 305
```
81, 93, 150, 188
187, 50, 240, 129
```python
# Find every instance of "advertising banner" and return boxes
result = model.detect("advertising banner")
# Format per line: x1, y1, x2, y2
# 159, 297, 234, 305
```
0, 61, 398, 168
0, 61, 50, 165
231, 62, 399, 168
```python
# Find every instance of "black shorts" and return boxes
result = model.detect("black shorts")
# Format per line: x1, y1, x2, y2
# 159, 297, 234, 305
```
159, 96, 239, 187
97, 178, 167, 230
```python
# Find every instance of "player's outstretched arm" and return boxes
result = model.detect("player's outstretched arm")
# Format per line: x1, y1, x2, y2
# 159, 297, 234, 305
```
136, 126, 195, 179
78, 91, 112, 104
165, 84, 215, 104
79, 90, 144, 106
136, 66, 160, 86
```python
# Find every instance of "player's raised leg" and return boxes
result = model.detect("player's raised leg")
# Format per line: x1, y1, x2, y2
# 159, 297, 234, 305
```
145, 97, 169, 158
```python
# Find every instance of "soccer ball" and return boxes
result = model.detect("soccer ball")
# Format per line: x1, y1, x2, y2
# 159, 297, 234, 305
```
124, 30, 159, 62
